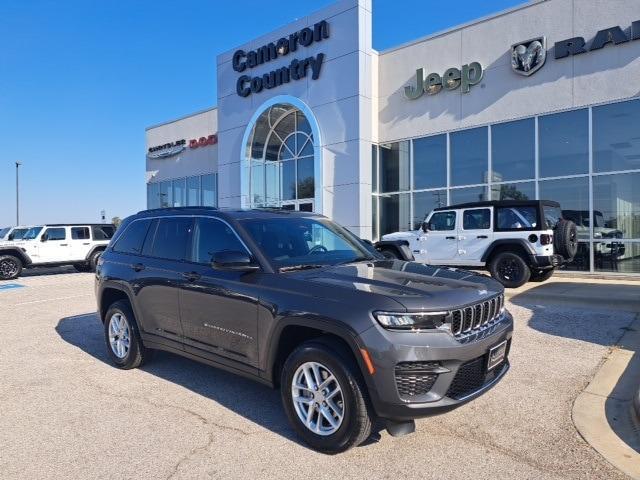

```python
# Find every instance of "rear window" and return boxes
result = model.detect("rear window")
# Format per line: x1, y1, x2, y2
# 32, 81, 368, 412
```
71, 227, 90, 240
463, 209, 491, 230
496, 206, 538, 230
92, 225, 115, 240
543, 205, 563, 229
149, 218, 192, 261
113, 220, 151, 255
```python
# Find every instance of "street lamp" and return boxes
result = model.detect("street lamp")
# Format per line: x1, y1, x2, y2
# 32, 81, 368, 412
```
15, 162, 21, 225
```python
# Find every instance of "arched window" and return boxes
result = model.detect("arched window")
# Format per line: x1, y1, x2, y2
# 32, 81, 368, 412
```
245, 103, 317, 211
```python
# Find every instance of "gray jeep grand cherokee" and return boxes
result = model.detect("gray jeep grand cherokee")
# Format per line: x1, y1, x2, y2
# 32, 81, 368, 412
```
95, 208, 513, 453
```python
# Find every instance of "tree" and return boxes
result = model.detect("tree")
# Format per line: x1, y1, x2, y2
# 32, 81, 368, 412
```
111, 216, 122, 228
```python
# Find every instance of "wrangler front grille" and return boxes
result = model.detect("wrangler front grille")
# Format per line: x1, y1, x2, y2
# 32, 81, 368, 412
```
449, 294, 504, 337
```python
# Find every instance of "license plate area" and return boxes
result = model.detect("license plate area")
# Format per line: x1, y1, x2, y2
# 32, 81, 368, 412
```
487, 340, 507, 371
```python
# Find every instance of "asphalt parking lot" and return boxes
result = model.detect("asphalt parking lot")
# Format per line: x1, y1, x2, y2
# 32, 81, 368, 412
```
0, 271, 637, 479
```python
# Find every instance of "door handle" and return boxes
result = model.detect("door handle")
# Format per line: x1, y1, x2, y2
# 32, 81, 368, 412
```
182, 271, 201, 282
60, 243, 68, 246
445, 236, 456, 240
131, 263, 145, 272
82, 242, 90, 245
477, 235, 488, 239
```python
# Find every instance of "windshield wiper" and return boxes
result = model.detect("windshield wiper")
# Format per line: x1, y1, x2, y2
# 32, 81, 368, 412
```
279, 264, 326, 272
336, 255, 374, 265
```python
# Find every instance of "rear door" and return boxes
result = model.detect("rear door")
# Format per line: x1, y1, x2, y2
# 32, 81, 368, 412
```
69, 226, 92, 261
458, 208, 493, 265
423, 210, 459, 264
179, 216, 260, 366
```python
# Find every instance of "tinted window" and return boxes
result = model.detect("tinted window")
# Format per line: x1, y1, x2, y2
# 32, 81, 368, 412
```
114, 220, 151, 255
191, 218, 247, 264
496, 207, 538, 230
150, 218, 192, 261
22, 227, 43, 240
428, 212, 456, 231
380, 141, 410, 193
491, 119, 535, 182
539, 176, 589, 239
413, 189, 447, 230
593, 99, 640, 173
92, 225, 115, 240
450, 127, 488, 186
463, 209, 491, 230
44, 228, 66, 241
9, 228, 29, 240
71, 227, 90, 240
593, 172, 640, 239
379, 193, 411, 236
413, 134, 446, 189
202, 174, 217, 207
539, 109, 589, 177
543, 205, 563, 230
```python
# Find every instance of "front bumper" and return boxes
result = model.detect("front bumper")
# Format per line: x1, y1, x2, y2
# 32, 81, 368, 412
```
356, 312, 513, 421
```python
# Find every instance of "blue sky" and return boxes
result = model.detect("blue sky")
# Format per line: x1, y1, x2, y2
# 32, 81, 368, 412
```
0, 0, 523, 226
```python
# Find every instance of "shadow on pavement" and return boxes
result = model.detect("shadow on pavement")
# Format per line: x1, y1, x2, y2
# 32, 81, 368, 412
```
510, 282, 640, 455
55, 312, 383, 449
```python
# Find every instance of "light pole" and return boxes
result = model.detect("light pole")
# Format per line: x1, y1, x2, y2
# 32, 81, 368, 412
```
15, 162, 21, 225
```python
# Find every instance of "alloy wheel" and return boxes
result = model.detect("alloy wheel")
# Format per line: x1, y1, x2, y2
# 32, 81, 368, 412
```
291, 361, 344, 436
498, 257, 520, 281
108, 312, 131, 359
0, 258, 19, 278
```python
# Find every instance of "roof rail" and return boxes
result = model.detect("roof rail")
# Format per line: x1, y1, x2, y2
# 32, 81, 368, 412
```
137, 206, 219, 214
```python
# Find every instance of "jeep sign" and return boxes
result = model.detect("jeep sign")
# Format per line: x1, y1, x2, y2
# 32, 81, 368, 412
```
404, 62, 483, 100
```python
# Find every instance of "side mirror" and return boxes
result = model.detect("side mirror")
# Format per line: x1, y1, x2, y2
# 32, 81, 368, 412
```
41, 236, 47, 242
8, 234, 14, 241
422, 221, 429, 233
212, 250, 260, 272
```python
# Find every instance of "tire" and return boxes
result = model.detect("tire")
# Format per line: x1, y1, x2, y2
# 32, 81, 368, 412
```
73, 263, 91, 272
104, 300, 152, 369
88, 250, 103, 272
280, 339, 373, 453
554, 219, 578, 260
0, 255, 23, 280
380, 247, 400, 260
489, 251, 531, 288
530, 268, 554, 282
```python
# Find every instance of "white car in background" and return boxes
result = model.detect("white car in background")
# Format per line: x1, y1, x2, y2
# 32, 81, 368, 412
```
0, 226, 36, 244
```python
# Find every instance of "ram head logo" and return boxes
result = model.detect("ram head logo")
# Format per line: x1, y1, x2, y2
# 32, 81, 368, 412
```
511, 37, 547, 76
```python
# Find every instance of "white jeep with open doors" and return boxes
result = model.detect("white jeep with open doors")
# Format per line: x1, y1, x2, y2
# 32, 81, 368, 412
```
379, 200, 578, 288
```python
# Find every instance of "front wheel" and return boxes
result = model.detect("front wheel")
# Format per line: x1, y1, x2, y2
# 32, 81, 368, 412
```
281, 339, 373, 453
489, 251, 531, 288
0, 255, 23, 280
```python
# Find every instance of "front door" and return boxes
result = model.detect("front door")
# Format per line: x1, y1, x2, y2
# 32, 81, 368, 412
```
458, 208, 494, 266
423, 210, 459, 264
179, 216, 259, 366
37, 227, 71, 262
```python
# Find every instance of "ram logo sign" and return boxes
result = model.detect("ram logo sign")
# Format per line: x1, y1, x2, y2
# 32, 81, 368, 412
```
511, 37, 547, 76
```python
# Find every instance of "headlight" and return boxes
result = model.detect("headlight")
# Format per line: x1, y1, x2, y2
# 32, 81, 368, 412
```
374, 311, 450, 331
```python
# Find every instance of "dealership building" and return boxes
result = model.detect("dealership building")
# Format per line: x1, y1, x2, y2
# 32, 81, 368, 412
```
145, 0, 640, 274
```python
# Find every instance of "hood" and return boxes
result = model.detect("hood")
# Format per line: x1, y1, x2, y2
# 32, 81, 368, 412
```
292, 260, 503, 311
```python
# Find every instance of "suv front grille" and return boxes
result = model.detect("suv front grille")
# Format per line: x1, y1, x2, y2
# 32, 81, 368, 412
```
446, 343, 510, 400
395, 362, 439, 398
450, 294, 504, 337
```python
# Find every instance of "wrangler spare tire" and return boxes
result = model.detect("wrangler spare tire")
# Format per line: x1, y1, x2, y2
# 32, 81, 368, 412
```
554, 219, 578, 260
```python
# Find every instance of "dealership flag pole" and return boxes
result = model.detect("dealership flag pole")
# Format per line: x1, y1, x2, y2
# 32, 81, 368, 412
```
15, 162, 21, 225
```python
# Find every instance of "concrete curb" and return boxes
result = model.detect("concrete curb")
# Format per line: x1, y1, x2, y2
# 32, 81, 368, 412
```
572, 314, 640, 480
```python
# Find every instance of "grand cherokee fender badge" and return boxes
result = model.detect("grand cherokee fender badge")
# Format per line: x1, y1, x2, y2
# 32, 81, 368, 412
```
204, 323, 253, 340
511, 37, 546, 76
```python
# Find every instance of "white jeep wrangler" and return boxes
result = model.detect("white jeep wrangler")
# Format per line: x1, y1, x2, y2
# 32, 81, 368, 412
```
0, 224, 116, 280
379, 200, 578, 288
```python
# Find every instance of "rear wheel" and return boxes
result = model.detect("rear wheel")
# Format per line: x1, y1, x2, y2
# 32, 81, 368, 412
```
530, 268, 554, 282
489, 251, 531, 288
0, 255, 22, 280
88, 250, 103, 272
73, 263, 91, 272
104, 300, 152, 369
281, 339, 373, 453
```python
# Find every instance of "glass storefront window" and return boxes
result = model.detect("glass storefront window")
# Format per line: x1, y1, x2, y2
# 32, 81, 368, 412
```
593, 172, 640, 240
379, 193, 411, 236
202, 174, 217, 207
281, 160, 296, 201
539, 176, 589, 240
186, 176, 200, 206
450, 186, 487, 205
172, 178, 185, 207
380, 141, 410, 193
490, 182, 535, 201
371, 145, 378, 194
594, 242, 640, 274
593, 99, 640, 173
539, 109, 589, 178
159, 180, 172, 208
372, 196, 378, 240
147, 182, 160, 209
450, 127, 487, 186
297, 157, 314, 199
413, 134, 446, 189
561, 242, 591, 272
413, 190, 447, 230
491, 119, 535, 182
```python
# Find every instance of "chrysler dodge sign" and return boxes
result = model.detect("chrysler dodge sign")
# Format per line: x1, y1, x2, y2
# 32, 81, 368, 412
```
233, 20, 329, 98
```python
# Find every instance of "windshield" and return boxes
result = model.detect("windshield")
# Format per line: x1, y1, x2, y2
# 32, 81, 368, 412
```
9, 228, 30, 240
240, 217, 373, 269
0, 227, 9, 239
22, 226, 43, 240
